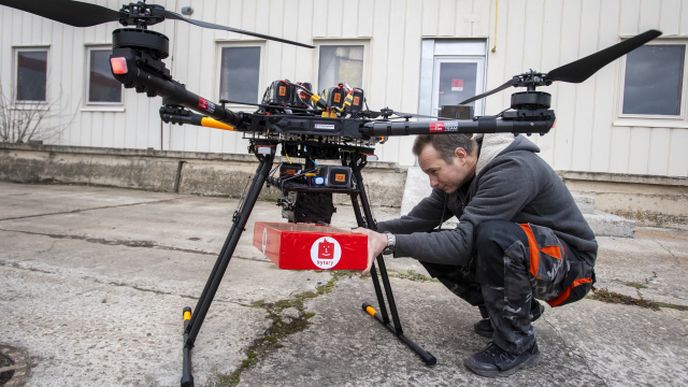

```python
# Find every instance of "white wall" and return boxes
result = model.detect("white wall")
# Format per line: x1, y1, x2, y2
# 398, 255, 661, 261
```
1, 0, 686, 177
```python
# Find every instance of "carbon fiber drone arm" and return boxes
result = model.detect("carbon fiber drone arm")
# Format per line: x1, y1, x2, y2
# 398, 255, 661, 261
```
110, 48, 244, 128
360, 113, 555, 137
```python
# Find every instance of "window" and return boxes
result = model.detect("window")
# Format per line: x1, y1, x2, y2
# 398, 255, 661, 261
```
87, 48, 122, 104
317, 45, 364, 90
15, 49, 48, 102
621, 44, 685, 116
219, 46, 261, 104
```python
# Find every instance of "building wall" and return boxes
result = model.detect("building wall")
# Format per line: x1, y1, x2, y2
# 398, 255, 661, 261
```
1, 0, 687, 177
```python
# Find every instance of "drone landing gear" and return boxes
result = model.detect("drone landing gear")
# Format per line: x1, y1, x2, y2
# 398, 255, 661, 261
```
180, 141, 434, 387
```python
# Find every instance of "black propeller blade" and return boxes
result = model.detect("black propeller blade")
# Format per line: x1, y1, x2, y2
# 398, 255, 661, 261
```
459, 29, 662, 105
0, 0, 314, 49
164, 10, 314, 49
547, 29, 662, 83
460, 78, 517, 105
0, 0, 120, 27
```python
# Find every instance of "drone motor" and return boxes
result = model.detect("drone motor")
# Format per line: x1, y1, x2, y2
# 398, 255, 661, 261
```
510, 91, 551, 110
112, 28, 169, 59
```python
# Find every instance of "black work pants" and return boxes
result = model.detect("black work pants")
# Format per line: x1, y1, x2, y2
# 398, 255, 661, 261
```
420, 220, 581, 354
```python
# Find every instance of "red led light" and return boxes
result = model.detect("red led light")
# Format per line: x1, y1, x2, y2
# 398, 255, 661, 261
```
110, 57, 128, 75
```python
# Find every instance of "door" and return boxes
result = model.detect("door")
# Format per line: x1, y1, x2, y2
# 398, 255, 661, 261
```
432, 57, 485, 117
419, 40, 487, 118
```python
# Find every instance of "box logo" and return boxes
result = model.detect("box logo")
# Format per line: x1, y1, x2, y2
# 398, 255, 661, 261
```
310, 236, 342, 269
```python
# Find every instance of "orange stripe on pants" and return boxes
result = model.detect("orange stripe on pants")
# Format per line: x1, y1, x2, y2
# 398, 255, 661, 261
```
519, 223, 540, 279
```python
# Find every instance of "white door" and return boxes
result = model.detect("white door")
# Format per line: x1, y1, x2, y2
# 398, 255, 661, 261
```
431, 57, 485, 117
419, 40, 487, 118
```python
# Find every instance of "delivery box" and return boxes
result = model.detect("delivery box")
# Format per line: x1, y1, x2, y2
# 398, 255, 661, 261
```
252, 222, 368, 270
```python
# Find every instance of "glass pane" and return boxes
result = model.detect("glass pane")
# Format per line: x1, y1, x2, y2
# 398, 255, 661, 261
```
219, 47, 260, 104
318, 45, 364, 90
89, 49, 122, 103
16, 50, 47, 101
438, 62, 477, 110
623, 44, 684, 115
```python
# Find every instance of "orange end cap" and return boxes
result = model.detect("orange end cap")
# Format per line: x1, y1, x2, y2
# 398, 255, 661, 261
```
110, 57, 128, 75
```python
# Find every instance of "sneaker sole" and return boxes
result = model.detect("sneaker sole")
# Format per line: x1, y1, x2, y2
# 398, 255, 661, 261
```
463, 351, 540, 378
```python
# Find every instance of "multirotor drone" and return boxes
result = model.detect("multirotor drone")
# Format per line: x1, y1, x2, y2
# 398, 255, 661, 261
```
0, 1, 662, 385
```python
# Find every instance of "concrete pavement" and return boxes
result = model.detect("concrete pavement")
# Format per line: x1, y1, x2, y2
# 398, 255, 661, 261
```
0, 181, 687, 386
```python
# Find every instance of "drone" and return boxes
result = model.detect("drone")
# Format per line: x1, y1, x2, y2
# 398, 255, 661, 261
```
0, 1, 662, 385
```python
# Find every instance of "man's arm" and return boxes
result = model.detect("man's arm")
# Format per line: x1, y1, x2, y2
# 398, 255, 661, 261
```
392, 157, 539, 266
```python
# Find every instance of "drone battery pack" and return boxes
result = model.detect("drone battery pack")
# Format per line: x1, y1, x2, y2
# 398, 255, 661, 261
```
253, 222, 368, 271
264, 80, 294, 105
279, 163, 302, 177
325, 166, 352, 188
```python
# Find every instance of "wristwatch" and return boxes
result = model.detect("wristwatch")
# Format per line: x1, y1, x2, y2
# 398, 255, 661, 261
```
382, 232, 396, 255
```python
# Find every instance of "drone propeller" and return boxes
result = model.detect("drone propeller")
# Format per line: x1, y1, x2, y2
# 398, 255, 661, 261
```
460, 29, 662, 105
163, 10, 314, 49
0, 0, 314, 48
0, 0, 119, 27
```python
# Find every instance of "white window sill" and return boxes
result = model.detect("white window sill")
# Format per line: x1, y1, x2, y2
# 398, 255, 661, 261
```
222, 103, 258, 112
80, 106, 126, 113
10, 103, 49, 111
613, 118, 688, 129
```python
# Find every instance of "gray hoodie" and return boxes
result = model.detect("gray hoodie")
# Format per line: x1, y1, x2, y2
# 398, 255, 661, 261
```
377, 135, 598, 267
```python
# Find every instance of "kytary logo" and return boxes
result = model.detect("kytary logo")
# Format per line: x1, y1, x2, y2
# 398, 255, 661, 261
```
310, 236, 342, 269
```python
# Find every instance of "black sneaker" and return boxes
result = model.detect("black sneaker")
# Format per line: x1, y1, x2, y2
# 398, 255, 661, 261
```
473, 301, 545, 338
473, 318, 494, 338
463, 341, 540, 377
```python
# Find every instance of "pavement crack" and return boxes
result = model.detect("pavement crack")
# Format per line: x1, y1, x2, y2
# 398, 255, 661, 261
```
543, 319, 609, 386
387, 269, 436, 283
589, 288, 688, 311
0, 228, 266, 263
653, 240, 682, 265
0, 259, 54, 274
213, 271, 350, 387
83, 277, 247, 306
0, 198, 182, 222
93, 278, 200, 300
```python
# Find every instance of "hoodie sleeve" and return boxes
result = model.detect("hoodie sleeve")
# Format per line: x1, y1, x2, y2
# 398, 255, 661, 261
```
377, 188, 450, 234
393, 156, 539, 266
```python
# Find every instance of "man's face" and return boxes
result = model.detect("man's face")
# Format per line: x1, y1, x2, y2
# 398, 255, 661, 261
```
418, 144, 477, 194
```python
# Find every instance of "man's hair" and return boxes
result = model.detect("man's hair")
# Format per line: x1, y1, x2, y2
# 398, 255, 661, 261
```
412, 133, 474, 162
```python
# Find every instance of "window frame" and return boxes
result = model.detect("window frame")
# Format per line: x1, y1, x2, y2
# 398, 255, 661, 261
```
215, 41, 264, 109
12, 46, 50, 105
84, 45, 124, 109
314, 40, 369, 92
615, 38, 688, 129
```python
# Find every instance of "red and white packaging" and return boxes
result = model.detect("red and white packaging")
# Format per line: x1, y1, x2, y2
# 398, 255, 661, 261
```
252, 222, 368, 271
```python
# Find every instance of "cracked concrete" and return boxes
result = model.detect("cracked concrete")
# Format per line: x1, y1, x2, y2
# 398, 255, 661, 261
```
1, 181, 687, 386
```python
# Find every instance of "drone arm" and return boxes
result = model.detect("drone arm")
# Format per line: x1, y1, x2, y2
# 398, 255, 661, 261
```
110, 51, 243, 128
361, 115, 554, 137
159, 105, 236, 131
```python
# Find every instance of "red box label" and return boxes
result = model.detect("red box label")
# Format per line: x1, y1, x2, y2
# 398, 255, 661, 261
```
253, 222, 368, 271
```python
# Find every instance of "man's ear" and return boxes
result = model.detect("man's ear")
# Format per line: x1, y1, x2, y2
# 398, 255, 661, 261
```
453, 146, 467, 160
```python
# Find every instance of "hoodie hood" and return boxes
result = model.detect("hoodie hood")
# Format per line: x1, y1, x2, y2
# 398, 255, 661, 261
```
473, 133, 539, 175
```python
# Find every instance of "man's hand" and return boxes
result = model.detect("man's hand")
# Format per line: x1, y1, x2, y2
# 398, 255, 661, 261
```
352, 227, 388, 274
